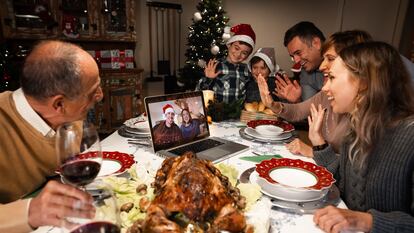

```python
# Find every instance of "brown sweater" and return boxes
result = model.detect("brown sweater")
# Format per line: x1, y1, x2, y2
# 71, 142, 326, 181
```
280, 91, 349, 152
0, 91, 56, 203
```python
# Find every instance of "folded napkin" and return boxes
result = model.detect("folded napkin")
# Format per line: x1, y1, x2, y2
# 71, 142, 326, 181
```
239, 154, 282, 163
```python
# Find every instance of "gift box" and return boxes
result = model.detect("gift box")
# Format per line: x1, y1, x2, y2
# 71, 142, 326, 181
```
86, 49, 134, 69
100, 50, 121, 69
119, 49, 134, 69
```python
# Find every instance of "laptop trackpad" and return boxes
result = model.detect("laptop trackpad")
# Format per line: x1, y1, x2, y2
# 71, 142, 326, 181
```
198, 148, 228, 160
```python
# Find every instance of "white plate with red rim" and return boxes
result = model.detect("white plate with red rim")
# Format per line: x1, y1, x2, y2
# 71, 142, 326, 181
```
247, 119, 295, 133
244, 127, 292, 141
254, 124, 284, 137
74, 151, 135, 177
253, 158, 335, 202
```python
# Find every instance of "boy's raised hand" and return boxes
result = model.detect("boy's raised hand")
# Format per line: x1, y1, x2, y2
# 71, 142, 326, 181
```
274, 73, 302, 103
204, 59, 221, 79
257, 73, 273, 108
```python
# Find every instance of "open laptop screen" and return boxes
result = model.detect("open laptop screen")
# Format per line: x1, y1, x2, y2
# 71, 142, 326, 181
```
145, 91, 210, 152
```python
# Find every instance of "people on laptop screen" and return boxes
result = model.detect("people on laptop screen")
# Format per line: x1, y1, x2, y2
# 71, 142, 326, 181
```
152, 104, 183, 146
152, 99, 208, 149
180, 108, 201, 141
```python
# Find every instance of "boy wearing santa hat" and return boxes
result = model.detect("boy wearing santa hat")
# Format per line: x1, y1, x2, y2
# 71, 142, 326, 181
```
152, 104, 183, 146
196, 24, 255, 104
245, 47, 281, 103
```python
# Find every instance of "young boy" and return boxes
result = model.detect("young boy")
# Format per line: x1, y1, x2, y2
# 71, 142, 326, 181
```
245, 47, 280, 103
196, 24, 255, 104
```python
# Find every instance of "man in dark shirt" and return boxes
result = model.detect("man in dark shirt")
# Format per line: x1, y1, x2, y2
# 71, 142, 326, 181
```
152, 104, 183, 146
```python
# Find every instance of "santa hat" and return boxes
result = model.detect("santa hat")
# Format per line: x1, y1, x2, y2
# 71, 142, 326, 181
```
162, 104, 175, 115
248, 47, 280, 76
226, 24, 256, 49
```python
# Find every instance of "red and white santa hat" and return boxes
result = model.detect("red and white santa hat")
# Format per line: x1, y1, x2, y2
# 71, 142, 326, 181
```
163, 104, 175, 115
226, 24, 256, 49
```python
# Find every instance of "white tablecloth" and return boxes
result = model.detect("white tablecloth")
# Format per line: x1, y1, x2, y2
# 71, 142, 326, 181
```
34, 121, 346, 233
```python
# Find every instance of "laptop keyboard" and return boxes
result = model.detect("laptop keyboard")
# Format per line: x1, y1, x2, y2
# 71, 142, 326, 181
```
170, 139, 224, 155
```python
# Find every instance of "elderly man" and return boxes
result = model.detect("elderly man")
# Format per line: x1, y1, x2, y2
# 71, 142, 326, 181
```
276, 21, 325, 102
0, 40, 103, 232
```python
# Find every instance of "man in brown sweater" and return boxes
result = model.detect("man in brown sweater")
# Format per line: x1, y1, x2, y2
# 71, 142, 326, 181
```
0, 40, 103, 232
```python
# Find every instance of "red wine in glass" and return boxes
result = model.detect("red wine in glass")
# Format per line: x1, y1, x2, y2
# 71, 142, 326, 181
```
69, 221, 120, 233
56, 120, 102, 189
60, 159, 101, 187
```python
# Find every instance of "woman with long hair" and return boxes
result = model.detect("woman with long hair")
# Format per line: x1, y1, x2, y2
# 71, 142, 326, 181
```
180, 108, 200, 141
258, 30, 372, 157
310, 41, 414, 232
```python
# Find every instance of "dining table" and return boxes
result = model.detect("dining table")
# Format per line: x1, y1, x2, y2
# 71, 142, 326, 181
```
33, 120, 347, 233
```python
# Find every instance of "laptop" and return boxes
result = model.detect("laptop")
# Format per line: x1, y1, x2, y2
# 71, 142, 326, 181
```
144, 91, 248, 163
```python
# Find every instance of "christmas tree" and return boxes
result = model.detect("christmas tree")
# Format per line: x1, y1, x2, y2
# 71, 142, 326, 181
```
178, 0, 230, 90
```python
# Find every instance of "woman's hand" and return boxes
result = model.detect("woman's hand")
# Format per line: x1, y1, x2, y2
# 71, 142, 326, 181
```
308, 103, 326, 146
285, 138, 313, 157
314, 206, 373, 233
257, 73, 273, 108
274, 73, 302, 103
204, 59, 221, 79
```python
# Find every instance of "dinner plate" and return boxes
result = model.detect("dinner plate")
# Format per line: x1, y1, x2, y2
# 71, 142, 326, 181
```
76, 151, 136, 177
249, 170, 327, 202
256, 158, 335, 190
244, 127, 292, 141
254, 124, 284, 137
124, 126, 151, 135
247, 119, 295, 133
118, 125, 151, 138
124, 118, 150, 132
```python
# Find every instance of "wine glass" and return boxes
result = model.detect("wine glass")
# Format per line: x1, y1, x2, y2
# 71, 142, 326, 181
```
61, 183, 121, 233
56, 120, 102, 189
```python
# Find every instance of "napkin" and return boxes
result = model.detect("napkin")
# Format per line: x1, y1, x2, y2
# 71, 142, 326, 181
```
239, 154, 282, 163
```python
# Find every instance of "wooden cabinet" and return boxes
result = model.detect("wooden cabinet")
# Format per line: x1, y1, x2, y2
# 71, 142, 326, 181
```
0, 0, 136, 41
0, 0, 141, 133
96, 69, 144, 133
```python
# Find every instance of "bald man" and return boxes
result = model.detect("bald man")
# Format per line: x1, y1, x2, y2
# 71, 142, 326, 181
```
0, 40, 103, 232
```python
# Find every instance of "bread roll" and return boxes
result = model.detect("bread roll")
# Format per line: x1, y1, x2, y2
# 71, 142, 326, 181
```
245, 102, 258, 112
263, 108, 275, 115
258, 102, 266, 112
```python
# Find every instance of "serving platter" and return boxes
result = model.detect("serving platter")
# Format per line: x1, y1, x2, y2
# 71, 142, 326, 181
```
269, 184, 340, 214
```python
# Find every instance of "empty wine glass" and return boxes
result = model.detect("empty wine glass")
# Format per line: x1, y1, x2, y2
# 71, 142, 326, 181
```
61, 183, 121, 233
56, 120, 102, 189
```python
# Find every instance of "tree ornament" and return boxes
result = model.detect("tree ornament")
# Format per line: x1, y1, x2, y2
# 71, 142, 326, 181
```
222, 32, 231, 41
177, 80, 185, 87
193, 12, 202, 22
210, 45, 219, 55
180, 0, 229, 90
197, 59, 206, 68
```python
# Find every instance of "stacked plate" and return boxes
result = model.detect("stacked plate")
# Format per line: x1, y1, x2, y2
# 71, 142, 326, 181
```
243, 120, 295, 142
253, 158, 335, 202
118, 117, 151, 138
